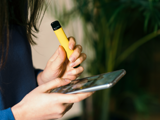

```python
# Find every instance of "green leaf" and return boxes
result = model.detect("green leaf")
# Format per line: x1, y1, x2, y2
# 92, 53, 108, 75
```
144, 12, 150, 32
117, 30, 160, 65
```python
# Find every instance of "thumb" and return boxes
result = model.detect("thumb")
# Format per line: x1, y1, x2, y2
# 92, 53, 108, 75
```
49, 46, 66, 69
38, 78, 71, 93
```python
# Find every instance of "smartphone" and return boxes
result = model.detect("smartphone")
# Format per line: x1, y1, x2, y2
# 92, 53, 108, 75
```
50, 69, 126, 94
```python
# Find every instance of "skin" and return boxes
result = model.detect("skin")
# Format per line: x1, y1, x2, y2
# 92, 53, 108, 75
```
37, 37, 87, 85
11, 37, 93, 120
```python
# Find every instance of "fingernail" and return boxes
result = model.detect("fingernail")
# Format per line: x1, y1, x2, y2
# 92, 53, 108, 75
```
69, 45, 74, 50
70, 62, 75, 67
65, 79, 71, 82
69, 57, 75, 62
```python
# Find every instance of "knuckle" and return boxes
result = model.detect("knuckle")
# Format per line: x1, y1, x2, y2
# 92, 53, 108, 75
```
40, 84, 46, 90
76, 74, 81, 78
48, 57, 54, 63
69, 36, 75, 42
77, 45, 82, 51
79, 56, 83, 62
87, 93, 90, 97
71, 36, 75, 40
57, 114, 63, 119
57, 106, 65, 114
76, 96, 81, 102
78, 67, 83, 73
55, 78, 60, 82
55, 78, 61, 84
73, 69, 77, 74
83, 53, 87, 59
74, 50, 80, 57
74, 67, 84, 74
56, 114, 63, 119
87, 92, 92, 97
75, 50, 80, 55
75, 50, 81, 55
72, 96, 80, 102
80, 67, 84, 72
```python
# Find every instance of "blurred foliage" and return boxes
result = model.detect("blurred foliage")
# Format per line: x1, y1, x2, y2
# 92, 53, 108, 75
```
47, 0, 160, 119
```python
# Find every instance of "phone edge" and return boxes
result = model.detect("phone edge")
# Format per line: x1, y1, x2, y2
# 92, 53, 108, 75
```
66, 69, 126, 94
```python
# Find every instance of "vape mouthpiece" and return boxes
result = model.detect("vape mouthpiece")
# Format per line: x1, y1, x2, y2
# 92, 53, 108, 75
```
51, 21, 61, 31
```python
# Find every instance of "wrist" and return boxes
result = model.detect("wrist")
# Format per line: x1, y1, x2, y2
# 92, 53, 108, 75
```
11, 102, 26, 120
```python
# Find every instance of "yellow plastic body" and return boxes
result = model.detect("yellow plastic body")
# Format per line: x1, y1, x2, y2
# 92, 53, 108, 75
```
54, 27, 73, 59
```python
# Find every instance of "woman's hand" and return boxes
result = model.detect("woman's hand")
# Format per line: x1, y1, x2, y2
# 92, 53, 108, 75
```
12, 78, 93, 120
37, 37, 87, 85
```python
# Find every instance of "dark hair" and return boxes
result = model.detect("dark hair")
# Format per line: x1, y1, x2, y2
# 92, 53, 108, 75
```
0, 0, 47, 68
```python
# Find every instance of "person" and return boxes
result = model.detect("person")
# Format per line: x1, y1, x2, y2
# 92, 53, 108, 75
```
0, 0, 94, 119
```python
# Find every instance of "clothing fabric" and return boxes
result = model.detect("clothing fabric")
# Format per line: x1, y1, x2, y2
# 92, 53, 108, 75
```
0, 24, 42, 119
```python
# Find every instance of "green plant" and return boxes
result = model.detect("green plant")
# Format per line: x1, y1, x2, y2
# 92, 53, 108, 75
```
47, 0, 160, 119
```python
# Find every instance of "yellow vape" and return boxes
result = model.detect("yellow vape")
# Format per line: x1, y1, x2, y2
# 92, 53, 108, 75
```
51, 21, 73, 59
51, 21, 80, 68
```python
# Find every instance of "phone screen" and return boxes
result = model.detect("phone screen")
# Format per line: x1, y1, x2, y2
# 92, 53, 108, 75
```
50, 69, 125, 94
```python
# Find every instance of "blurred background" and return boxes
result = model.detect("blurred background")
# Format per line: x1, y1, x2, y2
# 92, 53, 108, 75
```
32, 0, 160, 120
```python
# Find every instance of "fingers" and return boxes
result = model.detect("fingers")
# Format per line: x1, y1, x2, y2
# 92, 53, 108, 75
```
68, 37, 76, 50
69, 53, 87, 68
48, 46, 59, 62
38, 78, 71, 92
68, 37, 87, 68
54, 92, 94, 103
47, 46, 67, 73
66, 66, 84, 76
48, 46, 66, 69
49, 103, 73, 119
69, 45, 82, 62
49, 46, 66, 62
62, 103, 73, 114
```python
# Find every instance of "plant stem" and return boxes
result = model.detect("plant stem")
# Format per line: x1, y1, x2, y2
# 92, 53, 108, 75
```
117, 30, 160, 66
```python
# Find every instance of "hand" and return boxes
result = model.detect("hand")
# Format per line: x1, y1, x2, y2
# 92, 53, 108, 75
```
11, 78, 93, 120
37, 37, 87, 85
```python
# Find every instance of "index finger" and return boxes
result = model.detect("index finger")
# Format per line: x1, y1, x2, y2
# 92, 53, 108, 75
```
53, 92, 94, 103
68, 37, 76, 50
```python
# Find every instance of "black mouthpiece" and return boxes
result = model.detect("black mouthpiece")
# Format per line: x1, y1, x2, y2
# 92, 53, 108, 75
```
51, 21, 61, 31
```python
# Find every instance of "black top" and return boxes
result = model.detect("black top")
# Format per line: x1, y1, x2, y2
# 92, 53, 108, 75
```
0, 24, 41, 120
51, 21, 62, 31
